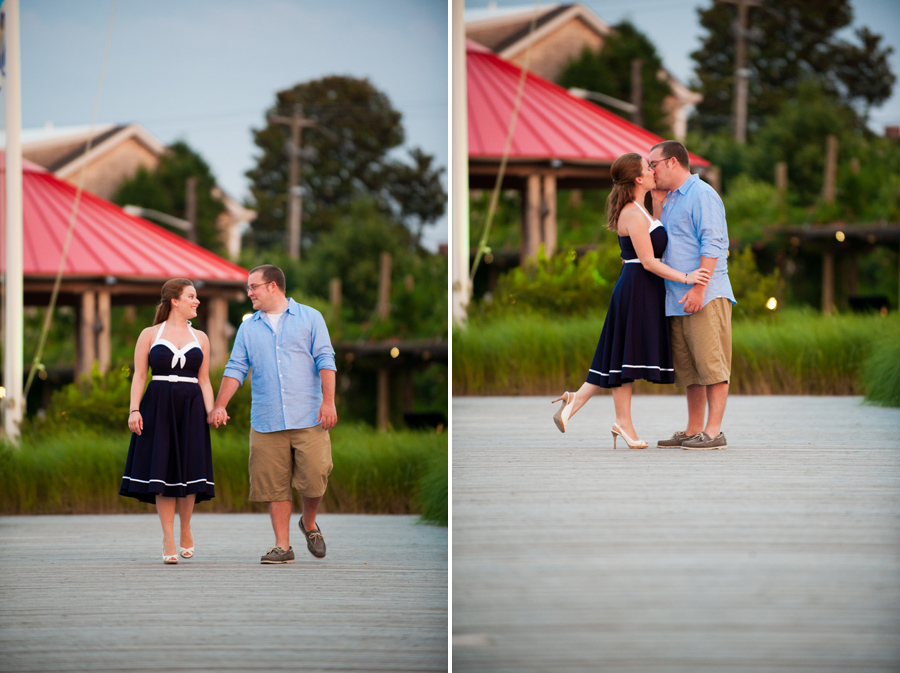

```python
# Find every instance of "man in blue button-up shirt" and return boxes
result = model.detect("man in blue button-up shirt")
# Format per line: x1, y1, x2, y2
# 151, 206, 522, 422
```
649, 141, 736, 451
210, 264, 337, 563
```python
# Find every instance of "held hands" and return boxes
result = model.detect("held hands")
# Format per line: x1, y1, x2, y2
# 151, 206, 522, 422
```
128, 411, 143, 435
207, 405, 230, 428
318, 401, 338, 431
686, 268, 711, 286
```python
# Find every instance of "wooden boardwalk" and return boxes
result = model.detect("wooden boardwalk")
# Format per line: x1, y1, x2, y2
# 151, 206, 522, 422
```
452, 395, 900, 673
0, 514, 447, 672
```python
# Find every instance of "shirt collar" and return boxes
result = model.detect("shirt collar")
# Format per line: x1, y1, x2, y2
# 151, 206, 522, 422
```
251, 297, 297, 321
672, 173, 699, 196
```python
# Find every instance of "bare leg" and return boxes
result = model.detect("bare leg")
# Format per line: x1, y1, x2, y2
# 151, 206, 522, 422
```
301, 495, 323, 532
269, 500, 292, 550
177, 494, 196, 550
156, 495, 177, 557
685, 384, 707, 436
565, 381, 602, 420
611, 383, 638, 438
704, 381, 729, 437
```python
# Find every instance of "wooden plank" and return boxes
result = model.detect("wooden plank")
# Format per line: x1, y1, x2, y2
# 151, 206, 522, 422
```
0, 514, 447, 671
452, 395, 900, 672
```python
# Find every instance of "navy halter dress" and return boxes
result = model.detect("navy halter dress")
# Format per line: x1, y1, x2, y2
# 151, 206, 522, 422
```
119, 322, 215, 504
586, 202, 675, 388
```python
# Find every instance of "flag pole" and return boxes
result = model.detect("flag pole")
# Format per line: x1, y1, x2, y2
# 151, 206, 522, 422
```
3, 0, 24, 442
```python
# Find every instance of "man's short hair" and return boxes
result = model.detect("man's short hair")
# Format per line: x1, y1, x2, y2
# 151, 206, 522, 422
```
250, 264, 286, 293
651, 140, 690, 170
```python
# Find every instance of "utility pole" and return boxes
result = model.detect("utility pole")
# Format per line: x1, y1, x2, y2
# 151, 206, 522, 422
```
268, 106, 316, 259
185, 176, 197, 244
719, 0, 761, 143
630, 59, 643, 128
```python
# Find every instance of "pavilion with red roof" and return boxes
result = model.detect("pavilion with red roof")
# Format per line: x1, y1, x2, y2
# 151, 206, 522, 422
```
0, 154, 247, 377
467, 40, 711, 261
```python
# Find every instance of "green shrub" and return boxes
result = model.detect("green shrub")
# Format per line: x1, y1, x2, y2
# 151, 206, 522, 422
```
727, 246, 783, 322
477, 245, 621, 319
722, 175, 786, 244
26, 362, 134, 436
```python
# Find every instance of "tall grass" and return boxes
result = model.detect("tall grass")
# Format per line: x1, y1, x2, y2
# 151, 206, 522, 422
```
453, 310, 900, 399
863, 336, 900, 407
0, 424, 447, 525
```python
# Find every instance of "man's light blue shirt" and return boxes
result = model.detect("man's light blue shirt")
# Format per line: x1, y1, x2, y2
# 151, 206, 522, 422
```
223, 298, 336, 432
660, 173, 736, 316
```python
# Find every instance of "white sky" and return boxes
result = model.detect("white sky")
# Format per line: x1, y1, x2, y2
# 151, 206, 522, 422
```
10, 0, 449, 250
464, 0, 900, 132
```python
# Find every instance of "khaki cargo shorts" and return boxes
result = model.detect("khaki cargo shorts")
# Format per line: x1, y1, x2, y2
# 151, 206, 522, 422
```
669, 297, 732, 388
248, 425, 333, 501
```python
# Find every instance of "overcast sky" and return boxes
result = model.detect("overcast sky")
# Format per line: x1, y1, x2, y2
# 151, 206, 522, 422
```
6, 1, 899, 255
10, 0, 449, 250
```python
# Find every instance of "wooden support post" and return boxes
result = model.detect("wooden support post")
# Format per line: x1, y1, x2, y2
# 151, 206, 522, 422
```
377, 367, 389, 431
846, 254, 859, 298
377, 252, 392, 321
329, 278, 341, 314
822, 251, 835, 315
823, 134, 838, 204
522, 173, 541, 263
96, 290, 111, 375
775, 162, 788, 194
542, 174, 557, 258
706, 166, 721, 194
78, 291, 96, 377
206, 296, 229, 368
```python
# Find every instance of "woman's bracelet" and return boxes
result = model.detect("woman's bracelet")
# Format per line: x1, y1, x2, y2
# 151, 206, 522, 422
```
684, 273, 688, 285
129, 410, 139, 415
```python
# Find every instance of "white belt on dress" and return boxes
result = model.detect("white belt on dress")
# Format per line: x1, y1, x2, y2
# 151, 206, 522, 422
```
622, 258, 661, 264
152, 375, 199, 383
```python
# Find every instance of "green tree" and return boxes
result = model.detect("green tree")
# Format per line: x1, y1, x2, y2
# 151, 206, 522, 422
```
558, 20, 673, 136
245, 75, 445, 250
690, 0, 895, 135
113, 141, 226, 255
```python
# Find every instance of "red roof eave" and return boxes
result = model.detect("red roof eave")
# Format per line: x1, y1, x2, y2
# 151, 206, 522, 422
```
467, 43, 710, 168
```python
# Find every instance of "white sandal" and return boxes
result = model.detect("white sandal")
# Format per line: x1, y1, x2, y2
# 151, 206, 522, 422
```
179, 547, 194, 559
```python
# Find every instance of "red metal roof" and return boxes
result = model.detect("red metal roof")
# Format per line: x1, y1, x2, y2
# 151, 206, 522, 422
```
467, 40, 710, 167
0, 152, 247, 283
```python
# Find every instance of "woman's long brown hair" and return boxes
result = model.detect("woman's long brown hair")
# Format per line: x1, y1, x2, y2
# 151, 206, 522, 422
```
605, 153, 644, 233
153, 278, 195, 325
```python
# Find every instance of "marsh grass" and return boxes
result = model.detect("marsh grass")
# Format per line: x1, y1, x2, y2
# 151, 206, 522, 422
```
0, 424, 447, 524
453, 310, 899, 399
863, 336, 900, 407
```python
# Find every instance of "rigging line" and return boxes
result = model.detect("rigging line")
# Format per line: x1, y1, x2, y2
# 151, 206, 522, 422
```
24, 0, 118, 400
469, 1, 540, 285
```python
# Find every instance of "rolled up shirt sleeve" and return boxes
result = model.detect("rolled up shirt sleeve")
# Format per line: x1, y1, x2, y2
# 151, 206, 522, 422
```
311, 310, 337, 373
696, 190, 730, 259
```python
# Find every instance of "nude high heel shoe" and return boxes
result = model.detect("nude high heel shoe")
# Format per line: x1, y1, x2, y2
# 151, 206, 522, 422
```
551, 392, 574, 433
611, 423, 648, 449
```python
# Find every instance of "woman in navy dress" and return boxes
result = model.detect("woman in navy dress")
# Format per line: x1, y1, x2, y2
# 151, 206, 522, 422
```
120, 278, 216, 563
551, 153, 710, 448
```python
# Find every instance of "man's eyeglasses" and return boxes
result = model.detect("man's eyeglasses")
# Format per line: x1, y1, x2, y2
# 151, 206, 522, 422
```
648, 157, 670, 170
246, 282, 271, 294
